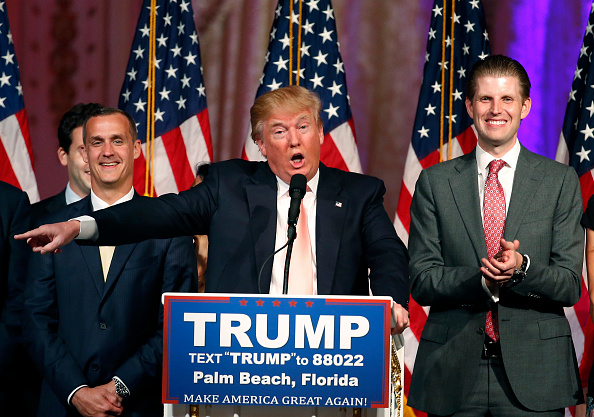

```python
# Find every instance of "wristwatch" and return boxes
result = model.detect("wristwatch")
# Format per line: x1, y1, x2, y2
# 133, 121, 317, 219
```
509, 254, 528, 286
113, 377, 130, 398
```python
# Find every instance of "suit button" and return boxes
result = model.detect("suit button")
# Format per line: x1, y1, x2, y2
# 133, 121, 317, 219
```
99, 323, 107, 330
91, 364, 99, 371
476, 328, 484, 335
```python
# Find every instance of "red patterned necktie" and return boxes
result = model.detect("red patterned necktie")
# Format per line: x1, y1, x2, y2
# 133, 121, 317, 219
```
483, 159, 506, 341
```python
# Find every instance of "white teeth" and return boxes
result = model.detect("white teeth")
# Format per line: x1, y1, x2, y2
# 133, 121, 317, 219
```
101, 162, 117, 166
488, 120, 505, 125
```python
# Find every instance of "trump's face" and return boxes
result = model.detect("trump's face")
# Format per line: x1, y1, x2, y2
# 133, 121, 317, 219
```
256, 109, 324, 184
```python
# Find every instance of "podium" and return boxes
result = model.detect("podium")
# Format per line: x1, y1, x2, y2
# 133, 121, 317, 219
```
161, 293, 404, 417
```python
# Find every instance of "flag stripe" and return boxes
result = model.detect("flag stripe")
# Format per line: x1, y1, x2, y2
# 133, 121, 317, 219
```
161, 127, 194, 192
395, 185, 412, 237
0, 138, 19, 188
320, 133, 349, 172
0, 112, 39, 201
327, 120, 362, 172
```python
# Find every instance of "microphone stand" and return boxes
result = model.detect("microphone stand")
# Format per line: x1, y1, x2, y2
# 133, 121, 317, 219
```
282, 223, 297, 294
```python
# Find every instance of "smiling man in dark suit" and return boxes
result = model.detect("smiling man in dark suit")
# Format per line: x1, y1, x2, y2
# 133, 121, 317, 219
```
17, 85, 410, 333
23, 108, 197, 417
407, 55, 583, 416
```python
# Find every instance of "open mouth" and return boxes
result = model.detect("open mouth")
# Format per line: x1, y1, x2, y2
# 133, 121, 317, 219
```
291, 153, 304, 167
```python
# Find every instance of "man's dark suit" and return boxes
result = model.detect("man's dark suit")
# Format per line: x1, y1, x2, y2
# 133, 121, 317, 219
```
407, 146, 583, 414
89, 160, 409, 306
30, 189, 66, 220
0, 181, 36, 416
24, 195, 198, 417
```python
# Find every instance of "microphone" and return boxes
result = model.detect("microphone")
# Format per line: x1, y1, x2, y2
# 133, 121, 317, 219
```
257, 174, 307, 295
287, 174, 307, 240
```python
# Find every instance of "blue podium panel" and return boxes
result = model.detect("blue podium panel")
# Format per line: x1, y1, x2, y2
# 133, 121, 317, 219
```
163, 293, 392, 408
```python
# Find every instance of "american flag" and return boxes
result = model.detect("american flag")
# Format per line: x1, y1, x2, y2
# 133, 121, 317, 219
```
557, 0, 594, 406
242, 0, 361, 173
0, 1, 38, 202
393, 0, 489, 414
119, 0, 212, 196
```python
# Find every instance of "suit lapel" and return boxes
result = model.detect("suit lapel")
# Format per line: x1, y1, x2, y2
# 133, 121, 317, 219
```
46, 189, 67, 212
449, 151, 488, 259
102, 243, 136, 297
316, 164, 346, 294
504, 146, 541, 241
246, 163, 278, 293
101, 193, 141, 296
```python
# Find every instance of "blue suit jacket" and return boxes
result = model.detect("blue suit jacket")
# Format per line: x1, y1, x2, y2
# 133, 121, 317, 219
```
0, 182, 36, 417
90, 160, 409, 306
24, 195, 197, 417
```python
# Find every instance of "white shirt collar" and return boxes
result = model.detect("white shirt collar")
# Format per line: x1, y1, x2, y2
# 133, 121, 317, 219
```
276, 169, 320, 198
65, 182, 84, 205
90, 187, 135, 212
476, 139, 521, 173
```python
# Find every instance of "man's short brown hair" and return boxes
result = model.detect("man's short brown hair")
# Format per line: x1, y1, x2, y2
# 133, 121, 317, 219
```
466, 55, 531, 102
82, 107, 138, 144
250, 85, 323, 142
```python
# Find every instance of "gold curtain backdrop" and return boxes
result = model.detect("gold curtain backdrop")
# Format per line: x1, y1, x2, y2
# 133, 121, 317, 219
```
5, 0, 590, 218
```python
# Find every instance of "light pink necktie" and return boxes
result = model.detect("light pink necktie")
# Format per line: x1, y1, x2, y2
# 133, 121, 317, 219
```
484, 159, 506, 341
288, 201, 314, 294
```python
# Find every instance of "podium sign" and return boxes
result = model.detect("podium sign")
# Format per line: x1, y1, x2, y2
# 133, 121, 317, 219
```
162, 293, 392, 408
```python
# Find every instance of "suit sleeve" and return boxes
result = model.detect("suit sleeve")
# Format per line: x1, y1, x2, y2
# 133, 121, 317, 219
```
23, 250, 90, 403
3, 189, 31, 333
364, 179, 410, 308
112, 236, 198, 395
90, 170, 219, 246
504, 166, 583, 306
409, 169, 489, 308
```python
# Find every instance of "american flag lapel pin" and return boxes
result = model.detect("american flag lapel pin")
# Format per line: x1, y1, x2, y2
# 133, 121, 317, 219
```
335, 201, 342, 208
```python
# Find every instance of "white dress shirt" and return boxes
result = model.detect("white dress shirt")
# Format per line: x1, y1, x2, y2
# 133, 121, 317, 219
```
64, 182, 84, 205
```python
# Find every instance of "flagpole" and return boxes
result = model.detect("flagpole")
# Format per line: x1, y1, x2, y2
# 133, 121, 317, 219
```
439, 0, 447, 163
145, 0, 157, 197
296, 0, 303, 86
448, 0, 455, 161
289, 0, 294, 85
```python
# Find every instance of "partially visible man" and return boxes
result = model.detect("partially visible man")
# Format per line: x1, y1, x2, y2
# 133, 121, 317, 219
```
23, 108, 197, 417
0, 181, 36, 416
31, 103, 102, 219
191, 163, 210, 293
17, 86, 410, 333
408, 55, 583, 415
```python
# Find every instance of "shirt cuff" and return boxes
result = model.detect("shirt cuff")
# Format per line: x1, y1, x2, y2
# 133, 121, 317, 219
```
72, 215, 99, 241
67, 384, 88, 405
482, 276, 500, 302
524, 254, 531, 273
